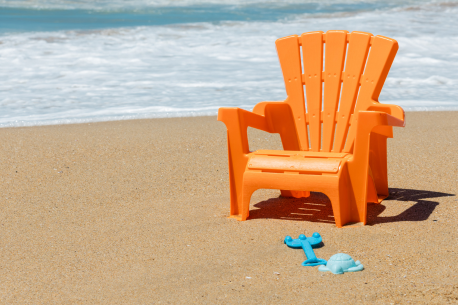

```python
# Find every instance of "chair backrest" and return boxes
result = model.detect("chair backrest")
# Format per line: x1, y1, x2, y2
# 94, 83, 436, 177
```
275, 30, 398, 153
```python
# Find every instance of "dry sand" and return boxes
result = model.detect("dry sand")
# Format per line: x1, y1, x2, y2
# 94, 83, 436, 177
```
0, 111, 457, 304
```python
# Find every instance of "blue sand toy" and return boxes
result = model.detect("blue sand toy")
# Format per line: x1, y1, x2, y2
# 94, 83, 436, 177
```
284, 233, 327, 267
318, 253, 364, 274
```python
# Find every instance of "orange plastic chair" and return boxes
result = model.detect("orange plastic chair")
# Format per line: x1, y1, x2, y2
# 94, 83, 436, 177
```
218, 30, 405, 228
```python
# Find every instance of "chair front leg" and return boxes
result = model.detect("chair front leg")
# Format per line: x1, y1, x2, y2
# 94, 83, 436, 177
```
218, 107, 270, 219
224, 133, 249, 218
348, 111, 405, 224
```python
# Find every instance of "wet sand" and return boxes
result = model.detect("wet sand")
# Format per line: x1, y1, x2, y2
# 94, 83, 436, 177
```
0, 111, 457, 304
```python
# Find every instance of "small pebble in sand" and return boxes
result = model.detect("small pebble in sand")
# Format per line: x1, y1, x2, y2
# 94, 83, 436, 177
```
273, 272, 280, 275
246, 277, 251, 279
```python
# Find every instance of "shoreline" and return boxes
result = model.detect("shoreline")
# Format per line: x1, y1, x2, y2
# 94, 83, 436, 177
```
0, 112, 457, 303
1, 108, 458, 129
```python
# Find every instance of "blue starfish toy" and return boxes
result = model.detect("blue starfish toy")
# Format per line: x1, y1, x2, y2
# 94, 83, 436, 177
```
284, 233, 327, 267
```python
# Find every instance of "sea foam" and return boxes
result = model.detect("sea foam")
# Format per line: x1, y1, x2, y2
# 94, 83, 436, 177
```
0, 0, 457, 127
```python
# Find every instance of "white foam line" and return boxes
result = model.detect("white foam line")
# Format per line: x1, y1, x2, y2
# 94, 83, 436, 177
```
1, 104, 457, 128
0, 110, 217, 128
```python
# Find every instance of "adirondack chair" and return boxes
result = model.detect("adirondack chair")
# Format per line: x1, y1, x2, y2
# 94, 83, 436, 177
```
218, 30, 405, 228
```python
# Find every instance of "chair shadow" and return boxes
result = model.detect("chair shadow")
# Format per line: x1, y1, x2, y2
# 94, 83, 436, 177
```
367, 188, 454, 225
249, 188, 455, 226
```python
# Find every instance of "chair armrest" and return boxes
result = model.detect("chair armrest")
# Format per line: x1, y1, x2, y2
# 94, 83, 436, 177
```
352, 111, 404, 162
218, 107, 271, 155
252, 101, 285, 116
218, 107, 271, 132
368, 101, 405, 122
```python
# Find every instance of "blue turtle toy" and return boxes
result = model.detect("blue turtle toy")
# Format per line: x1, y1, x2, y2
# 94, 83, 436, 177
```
284, 233, 327, 267
318, 253, 364, 274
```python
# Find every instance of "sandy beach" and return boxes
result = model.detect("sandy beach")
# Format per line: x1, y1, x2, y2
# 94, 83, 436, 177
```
0, 111, 457, 304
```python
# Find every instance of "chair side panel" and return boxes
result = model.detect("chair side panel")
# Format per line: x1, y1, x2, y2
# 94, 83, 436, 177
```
275, 35, 309, 151
301, 31, 323, 152
343, 35, 399, 153
322, 30, 348, 152
332, 31, 372, 153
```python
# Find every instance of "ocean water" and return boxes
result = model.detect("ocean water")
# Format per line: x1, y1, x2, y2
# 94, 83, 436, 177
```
1, 0, 458, 127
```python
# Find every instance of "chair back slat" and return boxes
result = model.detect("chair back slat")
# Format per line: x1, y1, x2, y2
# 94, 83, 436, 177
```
343, 35, 399, 153
322, 30, 348, 152
332, 32, 372, 153
301, 31, 323, 152
275, 31, 398, 154
275, 35, 309, 151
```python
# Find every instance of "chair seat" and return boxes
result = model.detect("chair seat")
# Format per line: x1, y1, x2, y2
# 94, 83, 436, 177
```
247, 150, 351, 174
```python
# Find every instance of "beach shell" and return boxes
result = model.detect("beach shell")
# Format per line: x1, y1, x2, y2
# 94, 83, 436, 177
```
318, 253, 363, 274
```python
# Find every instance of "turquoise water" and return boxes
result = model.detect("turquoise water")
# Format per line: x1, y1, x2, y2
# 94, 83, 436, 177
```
1, 0, 457, 127
0, 3, 396, 33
